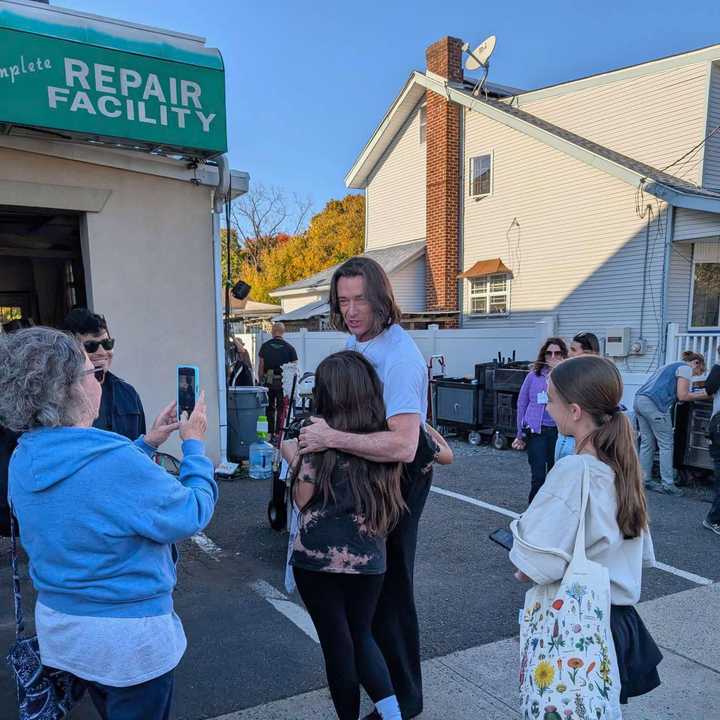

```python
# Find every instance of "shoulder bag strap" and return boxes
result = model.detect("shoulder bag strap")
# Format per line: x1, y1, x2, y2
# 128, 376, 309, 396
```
9, 510, 25, 638
569, 456, 592, 565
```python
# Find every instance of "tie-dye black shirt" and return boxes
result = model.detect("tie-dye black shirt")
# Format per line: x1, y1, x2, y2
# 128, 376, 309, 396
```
290, 453, 386, 575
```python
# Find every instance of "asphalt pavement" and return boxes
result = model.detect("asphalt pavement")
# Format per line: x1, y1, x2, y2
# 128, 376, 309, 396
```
0, 441, 718, 719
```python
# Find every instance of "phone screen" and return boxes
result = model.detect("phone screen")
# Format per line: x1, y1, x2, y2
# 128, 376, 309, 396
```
489, 528, 514, 551
178, 366, 197, 419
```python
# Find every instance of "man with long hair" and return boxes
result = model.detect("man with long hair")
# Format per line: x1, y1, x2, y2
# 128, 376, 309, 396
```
299, 257, 430, 719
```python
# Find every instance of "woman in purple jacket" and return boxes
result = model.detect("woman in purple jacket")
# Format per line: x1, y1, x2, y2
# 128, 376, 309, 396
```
512, 337, 568, 503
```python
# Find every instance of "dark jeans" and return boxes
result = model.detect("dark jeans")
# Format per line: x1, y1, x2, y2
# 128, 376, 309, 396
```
709, 456, 720, 525
372, 465, 433, 719
294, 568, 391, 720
526, 426, 558, 504
84, 669, 175, 720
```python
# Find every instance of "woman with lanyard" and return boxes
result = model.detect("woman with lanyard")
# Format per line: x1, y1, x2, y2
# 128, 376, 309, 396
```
555, 332, 601, 461
512, 337, 568, 503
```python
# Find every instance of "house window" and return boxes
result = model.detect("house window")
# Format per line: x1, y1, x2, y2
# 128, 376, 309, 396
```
470, 154, 492, 197
0, 306, 22, 323
469, 273, 509, 315
419, 105, 426, 144
691, 262, 720, 328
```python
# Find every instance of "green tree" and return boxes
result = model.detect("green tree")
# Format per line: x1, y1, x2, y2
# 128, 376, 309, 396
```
233, 194, 365, 303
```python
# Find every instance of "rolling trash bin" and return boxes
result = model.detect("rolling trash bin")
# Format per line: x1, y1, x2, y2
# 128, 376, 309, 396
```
227, 386, 269, 462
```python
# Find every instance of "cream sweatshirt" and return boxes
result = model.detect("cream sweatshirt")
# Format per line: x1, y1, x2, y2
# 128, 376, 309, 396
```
509, 453, 655, 605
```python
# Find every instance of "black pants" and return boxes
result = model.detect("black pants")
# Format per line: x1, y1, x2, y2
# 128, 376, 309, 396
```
525, 427, 558, 504
266, 386, 284, 435
372, 465, 433, 719
294, 568, 392, 720
709, 455, 720, 525
84, 669, 175, 720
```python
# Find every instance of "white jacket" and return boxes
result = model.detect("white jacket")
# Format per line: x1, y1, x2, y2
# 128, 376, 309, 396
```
510, 454, 655, 605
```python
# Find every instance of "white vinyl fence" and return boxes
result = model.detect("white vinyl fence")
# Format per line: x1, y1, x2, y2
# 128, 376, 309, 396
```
238, 323, 547, 379
237, 321, 651, 409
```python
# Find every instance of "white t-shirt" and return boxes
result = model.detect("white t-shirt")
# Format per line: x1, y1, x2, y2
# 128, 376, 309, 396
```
510, 454, 655, 605
346, 324, 427, 419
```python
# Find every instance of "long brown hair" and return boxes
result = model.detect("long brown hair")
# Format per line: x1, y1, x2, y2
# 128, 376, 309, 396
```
305, 351, 406, 536
533, 336, 568, 375
329, 256, 402, 337
550, 355, 648, 538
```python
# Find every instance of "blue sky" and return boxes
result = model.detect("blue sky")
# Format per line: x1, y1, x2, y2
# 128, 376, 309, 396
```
65, 0, 720, 220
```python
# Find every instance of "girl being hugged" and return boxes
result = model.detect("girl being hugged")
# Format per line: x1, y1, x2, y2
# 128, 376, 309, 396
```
510, 355, 662, 706
282, 351, 406, 720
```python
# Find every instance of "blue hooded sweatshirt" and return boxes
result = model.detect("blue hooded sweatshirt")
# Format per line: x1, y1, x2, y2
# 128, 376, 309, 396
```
9, 427, 217, 619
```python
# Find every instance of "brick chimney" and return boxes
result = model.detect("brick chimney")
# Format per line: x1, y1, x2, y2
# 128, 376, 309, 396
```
425, 36, 463, 326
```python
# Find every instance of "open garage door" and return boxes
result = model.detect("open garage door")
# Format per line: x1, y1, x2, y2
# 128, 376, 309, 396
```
0, 207, 86, 329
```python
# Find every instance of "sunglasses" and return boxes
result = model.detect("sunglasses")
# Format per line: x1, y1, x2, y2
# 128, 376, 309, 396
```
83, 338, 115, 353
545, 350, 564, 357
82, 367, 106, 383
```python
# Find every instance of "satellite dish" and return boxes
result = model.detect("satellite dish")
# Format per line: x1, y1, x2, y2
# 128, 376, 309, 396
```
464, 35, 496, 71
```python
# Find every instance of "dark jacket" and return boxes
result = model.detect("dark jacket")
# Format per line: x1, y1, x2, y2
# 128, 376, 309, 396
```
0, 425, 18, 536
94, 371, 146, 441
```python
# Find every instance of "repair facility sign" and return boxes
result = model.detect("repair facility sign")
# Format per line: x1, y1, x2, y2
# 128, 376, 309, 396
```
0, 27, 227, 155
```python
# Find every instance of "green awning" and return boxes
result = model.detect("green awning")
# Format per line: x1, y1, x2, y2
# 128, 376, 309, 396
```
0, 0, 227, 157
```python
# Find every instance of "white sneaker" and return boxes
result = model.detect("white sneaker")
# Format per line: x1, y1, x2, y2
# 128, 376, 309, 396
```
703, 519, 720, 536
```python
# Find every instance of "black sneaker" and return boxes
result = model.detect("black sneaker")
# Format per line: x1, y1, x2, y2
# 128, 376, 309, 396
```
703, 519, 720, 536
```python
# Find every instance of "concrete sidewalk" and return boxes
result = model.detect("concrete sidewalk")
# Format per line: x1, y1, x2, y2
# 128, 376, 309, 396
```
212, 583, 720, 720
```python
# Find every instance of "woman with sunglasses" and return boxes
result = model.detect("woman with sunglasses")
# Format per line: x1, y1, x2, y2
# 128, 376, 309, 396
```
63, 308, 146, 441
0, 327, 217, 719
512, 337, 568, 503
554, 332, 601, 462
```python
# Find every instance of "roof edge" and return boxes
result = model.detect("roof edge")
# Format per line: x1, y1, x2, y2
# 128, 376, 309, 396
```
417, 74, 720, 214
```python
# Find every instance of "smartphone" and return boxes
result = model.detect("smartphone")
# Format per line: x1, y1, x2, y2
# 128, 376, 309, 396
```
489, 527, 514, 551
177, 365, 200, 420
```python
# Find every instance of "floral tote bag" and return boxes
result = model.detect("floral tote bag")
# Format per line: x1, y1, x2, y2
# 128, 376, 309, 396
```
518, 457, 622, 720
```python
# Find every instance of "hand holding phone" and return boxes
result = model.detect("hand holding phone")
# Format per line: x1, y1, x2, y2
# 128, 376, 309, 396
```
145, 401, 180, 448
180, 390, 208, 442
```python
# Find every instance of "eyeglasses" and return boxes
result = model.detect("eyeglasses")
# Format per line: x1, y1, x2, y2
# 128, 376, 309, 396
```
83, 338, 115, 353
82, 367, 106, 383
545, 350, 564, 357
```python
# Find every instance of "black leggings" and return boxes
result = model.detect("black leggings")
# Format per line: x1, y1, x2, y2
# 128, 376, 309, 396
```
294, 568, 393, 720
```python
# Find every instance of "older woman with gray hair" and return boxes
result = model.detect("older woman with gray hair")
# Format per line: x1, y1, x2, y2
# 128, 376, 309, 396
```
0, 327, 218, 719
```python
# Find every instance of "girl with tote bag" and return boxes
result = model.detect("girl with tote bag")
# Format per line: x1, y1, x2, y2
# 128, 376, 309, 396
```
510, 356, 661, 718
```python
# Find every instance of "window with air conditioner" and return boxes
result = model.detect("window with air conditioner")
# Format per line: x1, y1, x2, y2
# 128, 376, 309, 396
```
689, 242, 720, 330
469, 273, 509, 316
469, 153, 492, 198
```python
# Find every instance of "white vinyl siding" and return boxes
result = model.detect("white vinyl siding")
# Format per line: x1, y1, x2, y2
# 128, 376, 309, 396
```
674, 208, 720, 242
279, 293, 324, 313
365, 103, 426, 251
703, 62, 720, 189
389, 255, 426, 312
462, 107, 668, 372
520, 62, 709, 184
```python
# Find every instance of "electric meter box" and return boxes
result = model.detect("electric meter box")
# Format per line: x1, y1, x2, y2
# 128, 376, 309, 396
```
605, 327, 631, 357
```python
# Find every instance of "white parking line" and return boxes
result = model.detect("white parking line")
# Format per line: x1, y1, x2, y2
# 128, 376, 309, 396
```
191, 532, 222, 562
430, 485, 714, 586
250, 579, 319, 643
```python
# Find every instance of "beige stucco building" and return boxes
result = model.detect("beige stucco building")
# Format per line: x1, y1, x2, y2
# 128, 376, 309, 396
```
0, 0, 248, 462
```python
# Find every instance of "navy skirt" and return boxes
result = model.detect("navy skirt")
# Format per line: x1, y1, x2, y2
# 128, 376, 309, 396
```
610, 605, 662, 704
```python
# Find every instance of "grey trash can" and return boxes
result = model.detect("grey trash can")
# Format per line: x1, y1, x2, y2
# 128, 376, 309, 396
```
227, 386, 269, 462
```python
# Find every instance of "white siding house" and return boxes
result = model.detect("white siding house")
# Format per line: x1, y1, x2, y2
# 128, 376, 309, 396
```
366, 103, 426, 250
338, 38, 720, 370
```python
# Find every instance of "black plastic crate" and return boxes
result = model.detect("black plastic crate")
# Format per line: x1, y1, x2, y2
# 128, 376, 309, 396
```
474, 361, 498, 387
494, 392, 518, 433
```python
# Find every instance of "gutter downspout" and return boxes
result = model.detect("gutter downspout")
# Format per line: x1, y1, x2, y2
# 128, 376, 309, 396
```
660, 203, 675, 365
212, 154, 232, 471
